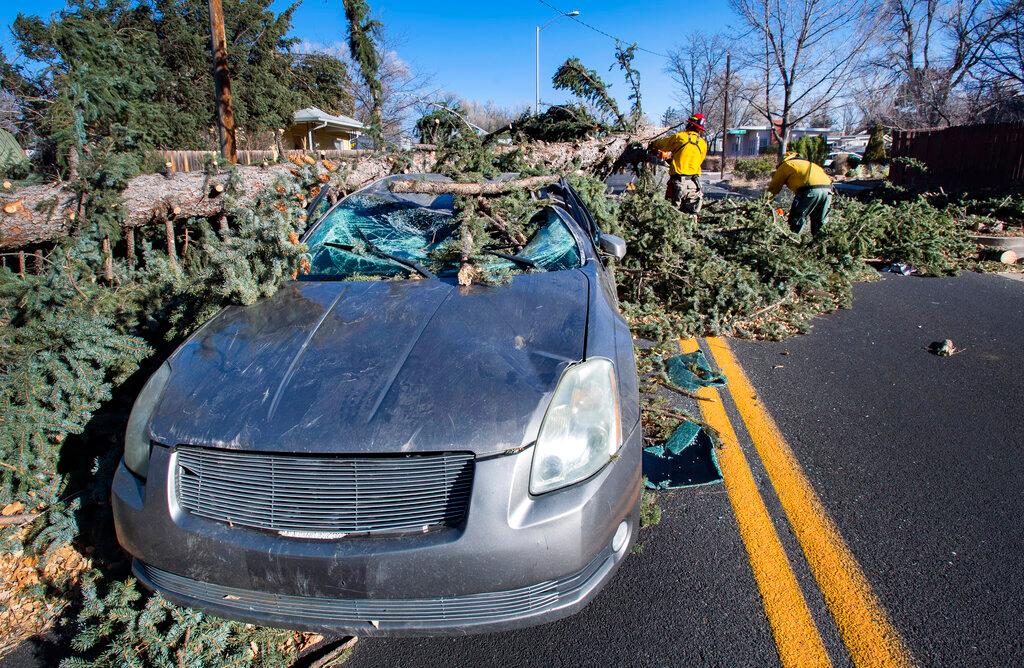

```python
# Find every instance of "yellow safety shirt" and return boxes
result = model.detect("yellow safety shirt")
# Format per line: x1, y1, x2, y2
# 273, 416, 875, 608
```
650, 131, 708, 176
767, 157, 832, 195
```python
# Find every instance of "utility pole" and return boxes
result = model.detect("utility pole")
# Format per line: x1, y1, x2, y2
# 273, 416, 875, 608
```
208, 0, 237, 164
721, 51, 730, 181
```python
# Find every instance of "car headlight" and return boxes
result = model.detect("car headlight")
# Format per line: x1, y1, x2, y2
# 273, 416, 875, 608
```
124, 362, 171, 478
530, 358, 622, 495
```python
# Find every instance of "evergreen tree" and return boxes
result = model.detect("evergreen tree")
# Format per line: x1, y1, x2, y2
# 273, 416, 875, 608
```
343, 0, 385, 136
11, 0, 354, 162
13, 1, 178, 167
291, 52, 356, 117
789, 135, 828, 165
863, 124, 888, 164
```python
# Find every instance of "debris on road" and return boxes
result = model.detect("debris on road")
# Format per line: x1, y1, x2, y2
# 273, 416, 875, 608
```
979, 248, 1019, 265
644, 422, 723, 490
883, 262, 917, 275
929, 339, 963, 357
666, 352, 728, 391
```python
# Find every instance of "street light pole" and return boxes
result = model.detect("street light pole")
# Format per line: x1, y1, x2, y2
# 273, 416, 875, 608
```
536, 25, 541, 114
535, 10, 580, 115
721, 51, 731, 181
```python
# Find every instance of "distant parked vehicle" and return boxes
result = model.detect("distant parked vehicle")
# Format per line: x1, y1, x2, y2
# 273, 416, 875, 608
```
824, 151, 863, 172
113, 174, 643, 636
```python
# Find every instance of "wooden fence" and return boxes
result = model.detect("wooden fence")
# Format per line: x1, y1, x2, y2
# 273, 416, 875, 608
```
890, 122, 1024, 190
158, 149, 371, 173
157, 145, 438, 173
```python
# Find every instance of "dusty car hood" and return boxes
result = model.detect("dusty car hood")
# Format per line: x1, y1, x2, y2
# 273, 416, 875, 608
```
149, 272, 588, 456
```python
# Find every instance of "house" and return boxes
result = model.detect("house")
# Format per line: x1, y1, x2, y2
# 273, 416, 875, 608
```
282, 107, 365, 151
725, 126, 834, 157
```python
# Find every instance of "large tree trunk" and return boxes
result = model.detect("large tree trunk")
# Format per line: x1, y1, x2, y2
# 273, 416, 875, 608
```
1, 133, 648, 250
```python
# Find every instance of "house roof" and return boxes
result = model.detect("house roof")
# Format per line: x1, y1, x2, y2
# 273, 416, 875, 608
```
292, 107, 364, 131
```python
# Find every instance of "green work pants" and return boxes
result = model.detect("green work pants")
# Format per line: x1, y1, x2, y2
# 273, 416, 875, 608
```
789, 186, 831, 236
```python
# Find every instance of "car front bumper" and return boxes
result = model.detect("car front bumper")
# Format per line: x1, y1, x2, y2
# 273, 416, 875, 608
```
113, 424, 642, 636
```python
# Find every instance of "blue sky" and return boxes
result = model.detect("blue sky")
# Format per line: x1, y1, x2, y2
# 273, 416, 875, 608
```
1, 0, 736, 122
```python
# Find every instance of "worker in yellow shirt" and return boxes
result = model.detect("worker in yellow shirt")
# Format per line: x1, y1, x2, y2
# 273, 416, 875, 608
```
648, 113, 708, 215
767, 151, 834, 237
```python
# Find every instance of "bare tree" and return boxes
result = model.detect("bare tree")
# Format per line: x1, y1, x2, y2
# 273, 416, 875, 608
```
730, 0, 876, 158
867, 0, 1016, 127
981, 0, 1024, 86
459, 99, 528, 133
972, 0, 1024, 119
665, 33, 759, 145
349, 38, 434, 142
0, 91, 19, 136
667, 32, 728, 115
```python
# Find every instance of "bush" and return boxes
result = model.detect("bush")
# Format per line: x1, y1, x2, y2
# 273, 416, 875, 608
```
864, 125, 887, 163
789, 135, 828, 165
892, 156, 928, 174
734, 157, 776, 180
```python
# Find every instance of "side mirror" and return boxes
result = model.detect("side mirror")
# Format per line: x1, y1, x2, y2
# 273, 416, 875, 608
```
598, 233, 627, 261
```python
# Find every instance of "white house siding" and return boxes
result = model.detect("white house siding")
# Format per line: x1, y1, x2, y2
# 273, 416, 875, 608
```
727, 127, 833, 157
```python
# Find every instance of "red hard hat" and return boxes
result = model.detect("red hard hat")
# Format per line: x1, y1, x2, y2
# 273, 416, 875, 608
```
687, 113, 706, 132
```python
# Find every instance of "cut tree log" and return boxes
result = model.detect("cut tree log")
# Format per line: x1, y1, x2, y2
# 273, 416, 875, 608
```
980, 248, 1019, 264
0, 132, 649, 250
389, 175, 560, 196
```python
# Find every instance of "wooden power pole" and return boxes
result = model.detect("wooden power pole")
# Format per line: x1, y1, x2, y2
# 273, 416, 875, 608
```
721, 51, 730, 181
208, 0, 237, 164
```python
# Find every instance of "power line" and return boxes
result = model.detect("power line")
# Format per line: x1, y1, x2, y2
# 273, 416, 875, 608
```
536, 0, 671, 59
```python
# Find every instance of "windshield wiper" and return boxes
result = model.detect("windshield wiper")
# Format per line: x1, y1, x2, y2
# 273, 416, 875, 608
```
323, 241, 436, 280
483, 250, 539, 269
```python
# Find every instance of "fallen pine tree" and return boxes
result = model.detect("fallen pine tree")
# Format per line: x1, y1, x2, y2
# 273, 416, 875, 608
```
0, 132, 646, 253
0, 152, 426, 251
0, 130, 1004, 666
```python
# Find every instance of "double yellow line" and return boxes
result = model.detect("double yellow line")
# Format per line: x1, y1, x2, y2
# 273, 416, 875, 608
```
681, 337, 914, 668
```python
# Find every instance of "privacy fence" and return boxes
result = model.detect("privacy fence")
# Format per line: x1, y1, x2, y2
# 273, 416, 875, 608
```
158, 149, 371, 173
157, 145, 438, 173
890, 122, 1024, 190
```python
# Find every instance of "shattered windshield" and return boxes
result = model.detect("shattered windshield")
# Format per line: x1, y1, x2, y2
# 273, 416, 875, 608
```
301, 184, 581, 280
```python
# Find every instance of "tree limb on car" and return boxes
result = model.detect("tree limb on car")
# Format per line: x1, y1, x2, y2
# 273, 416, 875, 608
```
388, 175, 560, 196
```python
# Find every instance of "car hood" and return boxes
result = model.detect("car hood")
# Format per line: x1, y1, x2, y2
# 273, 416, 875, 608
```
149, 272, 588, 457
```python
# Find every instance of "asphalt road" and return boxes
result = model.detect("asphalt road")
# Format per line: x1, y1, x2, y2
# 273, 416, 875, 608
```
7, 272, 1020, 667
345, 271, 1024, 667
729, 271, 1024, 666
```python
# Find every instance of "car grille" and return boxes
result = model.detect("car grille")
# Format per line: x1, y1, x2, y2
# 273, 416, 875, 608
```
174, 447, 473, 536
135, 551, 611, 627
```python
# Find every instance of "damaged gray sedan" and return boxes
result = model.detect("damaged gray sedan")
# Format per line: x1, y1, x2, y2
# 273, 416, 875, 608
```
113, 175, 642, 636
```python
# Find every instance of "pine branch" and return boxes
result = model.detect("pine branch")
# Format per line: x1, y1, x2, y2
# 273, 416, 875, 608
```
388, 175, 559, 196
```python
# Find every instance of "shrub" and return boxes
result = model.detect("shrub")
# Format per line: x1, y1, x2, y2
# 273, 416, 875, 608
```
864, 124, 887, 163
892, 156, 928, 174
734, 156, 776, 180
789, 135, 828, 165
